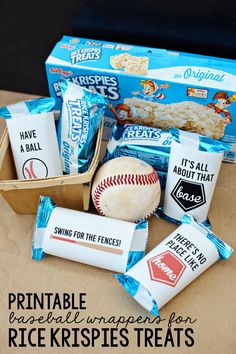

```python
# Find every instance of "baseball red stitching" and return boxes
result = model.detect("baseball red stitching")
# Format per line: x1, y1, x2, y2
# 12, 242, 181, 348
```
93, 168, 159, 217
29, 160, 37, 178
24, 167, 32, 179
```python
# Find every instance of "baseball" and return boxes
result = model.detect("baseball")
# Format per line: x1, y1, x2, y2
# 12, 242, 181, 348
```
92, 157, 161, 222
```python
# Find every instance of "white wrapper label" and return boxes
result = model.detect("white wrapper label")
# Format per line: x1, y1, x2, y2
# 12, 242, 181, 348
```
6, 112, 62, 179
42, 207, 137, 273
126, 223, 219, 309
163, 140, 223, 222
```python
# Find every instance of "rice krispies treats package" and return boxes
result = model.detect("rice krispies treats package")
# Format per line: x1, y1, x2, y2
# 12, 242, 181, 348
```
46, 35, 236, 162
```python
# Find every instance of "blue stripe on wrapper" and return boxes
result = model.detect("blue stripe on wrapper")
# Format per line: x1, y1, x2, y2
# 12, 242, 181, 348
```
126, 251, 145, 271
115, 274, 140, 297
135, 219, 148, 230
0, 97, 55, 119
171, 128, 231, 153
114, 274, 160, 317
155, 207, 212, 229
126, 219, 148, 270
32, 196, 56, 261
181, 214, 233, 260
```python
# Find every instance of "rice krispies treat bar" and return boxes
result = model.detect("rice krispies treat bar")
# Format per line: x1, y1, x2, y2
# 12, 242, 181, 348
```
110, 53, 149, 75
124, 98, 226, 139
124, 57, 149, 75
110, 53, 133, 69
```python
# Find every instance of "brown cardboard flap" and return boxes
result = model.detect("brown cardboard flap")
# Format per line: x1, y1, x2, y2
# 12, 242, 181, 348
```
0, 119, 103, 191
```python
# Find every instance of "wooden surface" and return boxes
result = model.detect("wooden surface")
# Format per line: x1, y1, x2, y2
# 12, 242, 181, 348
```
0, 90, 235, 353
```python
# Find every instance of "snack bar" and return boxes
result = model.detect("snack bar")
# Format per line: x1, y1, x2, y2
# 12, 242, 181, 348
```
116, 214, 233, 316
32, 196, 148, 273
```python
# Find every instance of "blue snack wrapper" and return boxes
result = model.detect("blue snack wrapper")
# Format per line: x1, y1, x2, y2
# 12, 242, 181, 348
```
0, 97, 62, 179
160, 129, 231, 225
115, 214, 233, 316
32, 196, 148, 272
104, 123, 171, 172
57, 81, 108, 174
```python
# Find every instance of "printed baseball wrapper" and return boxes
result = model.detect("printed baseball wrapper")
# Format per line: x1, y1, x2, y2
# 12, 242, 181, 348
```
32, 196, 148, 273
115, 214, 233, 316
0, 97, 62, 179
57, 81, 108, 174
104, 123, 171, 172
160, 128, 230, 224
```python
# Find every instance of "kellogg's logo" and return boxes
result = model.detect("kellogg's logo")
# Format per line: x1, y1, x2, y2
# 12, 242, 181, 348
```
49, 67, 72, 77
147, 251, 186, 287
60, 44, 76, 51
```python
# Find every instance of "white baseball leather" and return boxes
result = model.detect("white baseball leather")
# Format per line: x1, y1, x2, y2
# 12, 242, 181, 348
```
92, 157, 161, 222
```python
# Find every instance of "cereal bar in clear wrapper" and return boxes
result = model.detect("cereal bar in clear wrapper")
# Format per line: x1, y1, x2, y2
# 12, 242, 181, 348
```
115, 214, 233, 316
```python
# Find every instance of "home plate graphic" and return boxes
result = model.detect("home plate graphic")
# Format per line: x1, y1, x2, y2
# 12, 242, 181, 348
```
22, 158, 48, 179
147, 250, 186, 287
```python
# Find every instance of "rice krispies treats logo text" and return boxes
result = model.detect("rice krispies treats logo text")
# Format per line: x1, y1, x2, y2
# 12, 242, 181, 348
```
52, 75, 120, 101
147, 251, 186, 287
67, 98, 90, 144
70, 48, 101, 65
171, 179, 206, 212
123, 125, 162, 141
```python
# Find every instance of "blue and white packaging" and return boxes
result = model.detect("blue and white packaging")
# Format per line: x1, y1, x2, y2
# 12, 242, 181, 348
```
104, 124, 171, 173
0, 98, 62, 179
46, 36, 236, 162
163, 129, 230, 223
115, 214, 233, 316
57, 81, 107, 174
32, 196, 148, 273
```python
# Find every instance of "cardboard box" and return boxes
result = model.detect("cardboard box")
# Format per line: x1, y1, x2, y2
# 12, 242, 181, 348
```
0, 118, 103, 214
46, 35, 236, 162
